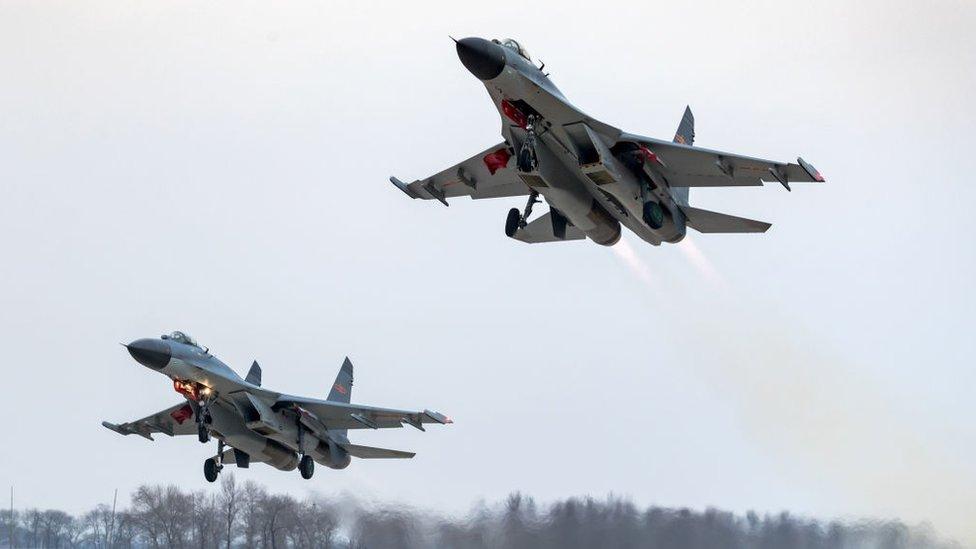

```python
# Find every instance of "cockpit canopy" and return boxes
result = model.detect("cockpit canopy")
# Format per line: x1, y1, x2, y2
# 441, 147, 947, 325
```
162, 330, 199, 347
494, 38, 531, 61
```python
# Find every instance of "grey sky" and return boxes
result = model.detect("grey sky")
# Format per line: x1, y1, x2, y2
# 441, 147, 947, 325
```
1, 0, 974, 544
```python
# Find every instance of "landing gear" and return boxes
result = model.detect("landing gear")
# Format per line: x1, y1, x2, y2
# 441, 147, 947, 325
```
516, 116, 539, 172
294, 410, 314, 479
197, 406, 211, 443
204, 457, 219, 482
504, 191, 540, 238
196, 400, 213, 443
204, 440, 225, 483
197, 422, 210, 443
517, 146, 537, 172
505, 208, 521, 237
299, 455, 315, 480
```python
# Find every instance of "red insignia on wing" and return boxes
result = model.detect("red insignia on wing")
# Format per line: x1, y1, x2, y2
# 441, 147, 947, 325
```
483, 148, 511, 175
170, 404, 194, 425
334, 383, 348, 395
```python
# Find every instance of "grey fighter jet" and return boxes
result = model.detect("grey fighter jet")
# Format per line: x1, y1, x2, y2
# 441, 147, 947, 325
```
103, 331, 451, 482
391, 37, 825, 246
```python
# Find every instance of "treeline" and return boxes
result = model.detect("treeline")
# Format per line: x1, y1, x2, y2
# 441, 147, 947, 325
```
0, 476, 959, 548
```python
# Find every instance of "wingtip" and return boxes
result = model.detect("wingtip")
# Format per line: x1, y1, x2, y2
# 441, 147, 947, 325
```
797, 157, 825, 182
390, 176, 420, 199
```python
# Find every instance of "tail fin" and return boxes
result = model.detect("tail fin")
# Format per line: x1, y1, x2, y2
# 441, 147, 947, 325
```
671, 106, 695, 207
327, 357, 354, 404
245, 361, 262, 386
673, 105, 695, 146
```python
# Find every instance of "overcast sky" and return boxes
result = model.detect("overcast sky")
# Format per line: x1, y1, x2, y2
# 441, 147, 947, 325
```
2, 0, 974, 545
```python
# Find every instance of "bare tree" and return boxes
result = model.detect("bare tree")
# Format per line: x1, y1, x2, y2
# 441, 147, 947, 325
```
22, 508, 42, 548
1, 508, 19, 548
2, 482, 963, 549
237, 481, 266, 549
292, 499, 338, 549
217, 474, 240, 549
189, 491, 219, 549
255, 494, 297, 549
130, 485, 193, 548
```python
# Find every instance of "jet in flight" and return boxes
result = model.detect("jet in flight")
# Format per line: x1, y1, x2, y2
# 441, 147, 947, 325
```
391, 37, 825, 246
103, 331, 451, 482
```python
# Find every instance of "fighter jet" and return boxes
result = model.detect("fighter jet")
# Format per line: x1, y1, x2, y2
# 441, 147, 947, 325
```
391, 37, 825, 246
103, 331, 451, 482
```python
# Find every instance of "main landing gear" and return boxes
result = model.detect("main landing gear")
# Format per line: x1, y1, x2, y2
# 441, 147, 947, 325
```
295, 412, 314, 480
204, 440, 224, 483
299, 455, 315, 480
505, 190, 540, 238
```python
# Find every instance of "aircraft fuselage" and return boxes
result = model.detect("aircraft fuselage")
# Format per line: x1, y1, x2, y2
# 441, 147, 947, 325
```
460, 37, 686, 246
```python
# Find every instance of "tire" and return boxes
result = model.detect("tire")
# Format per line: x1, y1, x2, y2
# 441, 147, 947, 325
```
299, 455, 315, 480
505, 208, 521, 238
197, 423, 210, 443
204, 458, 219, 483
643, 201, 665, 230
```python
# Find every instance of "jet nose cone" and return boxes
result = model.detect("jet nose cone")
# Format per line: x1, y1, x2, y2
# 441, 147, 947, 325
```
126, 338, 171, 369
456, 37, 506, 80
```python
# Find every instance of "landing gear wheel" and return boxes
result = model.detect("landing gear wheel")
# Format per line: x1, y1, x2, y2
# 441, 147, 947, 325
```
505, 208, 521, 237
204, 457, 219, 483
197, 423, 210, 443
299, 455, 315, 480
643, 201, 665, 230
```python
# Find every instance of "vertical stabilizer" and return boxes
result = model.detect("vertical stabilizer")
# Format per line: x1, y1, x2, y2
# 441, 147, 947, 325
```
327, 357, 354, 404
673, 106, 695, 146
671, 106, 695, 206
245, 361, 262, 386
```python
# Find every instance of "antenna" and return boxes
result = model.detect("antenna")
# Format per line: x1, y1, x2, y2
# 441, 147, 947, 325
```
108, 488, 118, 548
9, 486, 13, 549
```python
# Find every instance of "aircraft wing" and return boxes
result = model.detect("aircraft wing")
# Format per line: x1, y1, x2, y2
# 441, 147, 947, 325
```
620, 133, 825, 190
102, 402, 197, 441
390, 142, 531, 205
278, 395, 452, 431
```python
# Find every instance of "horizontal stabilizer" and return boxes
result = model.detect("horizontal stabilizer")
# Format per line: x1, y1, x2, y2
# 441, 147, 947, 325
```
341, 443, 416, 459
680, 206, 771, 233
512, 211, 586, 244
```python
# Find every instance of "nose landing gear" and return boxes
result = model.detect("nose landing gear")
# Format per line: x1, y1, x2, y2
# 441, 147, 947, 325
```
196, 402, 213, 443
516, 116, 540, 173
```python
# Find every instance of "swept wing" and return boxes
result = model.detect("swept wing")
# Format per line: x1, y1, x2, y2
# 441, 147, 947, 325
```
621, 133, 825, 190
391, 142, 530, 205
279, 394, 451, 431
102, 402, 197, 440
